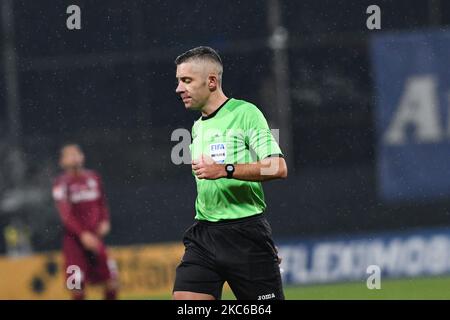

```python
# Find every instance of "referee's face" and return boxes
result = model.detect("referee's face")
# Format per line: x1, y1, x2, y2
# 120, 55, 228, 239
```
176, 62, 210, 111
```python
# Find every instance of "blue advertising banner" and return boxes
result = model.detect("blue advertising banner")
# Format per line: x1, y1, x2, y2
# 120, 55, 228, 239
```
278, 227, 450, 285
370, 30, 450, 201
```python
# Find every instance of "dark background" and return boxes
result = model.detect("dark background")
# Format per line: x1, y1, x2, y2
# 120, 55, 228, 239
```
1, 0, 449, 253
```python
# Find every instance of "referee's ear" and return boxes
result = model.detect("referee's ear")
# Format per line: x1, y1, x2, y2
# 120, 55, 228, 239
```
207, 74, 219, 91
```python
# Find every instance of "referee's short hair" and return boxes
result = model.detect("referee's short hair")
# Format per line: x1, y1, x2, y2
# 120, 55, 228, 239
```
175, 46, 223, 67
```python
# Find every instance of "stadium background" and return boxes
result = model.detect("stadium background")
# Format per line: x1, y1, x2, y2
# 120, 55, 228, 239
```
1, 0, 450, 299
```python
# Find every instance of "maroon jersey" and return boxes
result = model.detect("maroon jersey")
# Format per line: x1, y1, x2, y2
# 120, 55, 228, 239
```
52, 169, 110, 237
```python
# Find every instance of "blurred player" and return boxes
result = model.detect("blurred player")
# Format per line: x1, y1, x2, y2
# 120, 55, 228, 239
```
52, 144, 118, 300
173, 47, 287, 300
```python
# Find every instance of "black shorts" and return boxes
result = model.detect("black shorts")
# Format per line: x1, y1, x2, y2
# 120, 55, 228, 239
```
173, 213, 284, 300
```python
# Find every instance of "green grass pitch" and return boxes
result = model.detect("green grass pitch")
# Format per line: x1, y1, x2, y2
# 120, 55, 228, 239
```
125, 276, 450, 300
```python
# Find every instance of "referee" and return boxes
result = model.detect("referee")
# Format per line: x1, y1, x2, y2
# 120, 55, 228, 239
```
173, 46, 288, 300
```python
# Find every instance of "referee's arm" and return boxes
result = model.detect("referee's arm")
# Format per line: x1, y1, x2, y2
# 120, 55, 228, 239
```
230, 156, 287, 182
192, 155, 287, 182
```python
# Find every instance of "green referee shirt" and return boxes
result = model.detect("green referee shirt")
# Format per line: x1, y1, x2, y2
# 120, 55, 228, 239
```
190, 98, 283, 221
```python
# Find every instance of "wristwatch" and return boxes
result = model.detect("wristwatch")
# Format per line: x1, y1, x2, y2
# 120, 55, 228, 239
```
225, 164, 235, 179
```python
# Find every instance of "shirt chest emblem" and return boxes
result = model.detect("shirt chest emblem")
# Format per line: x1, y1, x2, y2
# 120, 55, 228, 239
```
210, 143, 226, 164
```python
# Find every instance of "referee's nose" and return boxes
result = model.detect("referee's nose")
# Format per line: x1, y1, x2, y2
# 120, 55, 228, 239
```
176, 81, 185, 94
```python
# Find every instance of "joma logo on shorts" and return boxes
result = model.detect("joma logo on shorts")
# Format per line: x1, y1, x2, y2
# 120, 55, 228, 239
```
258, 293, 275, 300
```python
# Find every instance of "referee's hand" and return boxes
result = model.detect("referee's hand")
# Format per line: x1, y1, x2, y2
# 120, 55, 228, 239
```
192, 154, 225, 180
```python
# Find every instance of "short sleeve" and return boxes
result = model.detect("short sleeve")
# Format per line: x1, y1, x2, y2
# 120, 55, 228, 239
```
244, 105, 283, 161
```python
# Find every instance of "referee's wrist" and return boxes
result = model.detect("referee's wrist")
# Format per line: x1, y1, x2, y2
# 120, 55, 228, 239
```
221, 164, 228, 178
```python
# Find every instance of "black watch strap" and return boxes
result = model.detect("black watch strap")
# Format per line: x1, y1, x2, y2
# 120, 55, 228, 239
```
225, 164, 235, 179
